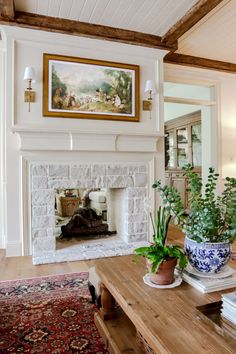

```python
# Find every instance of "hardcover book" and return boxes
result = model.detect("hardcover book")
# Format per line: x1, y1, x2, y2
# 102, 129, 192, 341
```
221, 291, 236, 326
182, 268, 236, 293
222, 291, 236, 308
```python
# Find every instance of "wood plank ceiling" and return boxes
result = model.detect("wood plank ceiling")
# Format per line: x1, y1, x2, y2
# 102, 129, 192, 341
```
14, 0, 198, 37
1, 0, 236, 73
177, 0, 236, 63
164, 0, 236, 73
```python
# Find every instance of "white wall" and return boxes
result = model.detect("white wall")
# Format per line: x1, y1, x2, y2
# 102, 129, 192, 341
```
11, 27, 164, 132
1, 25, 166, 256
164, 102, 199, 121
165, 64, 236, 181
164, 82, 212, 100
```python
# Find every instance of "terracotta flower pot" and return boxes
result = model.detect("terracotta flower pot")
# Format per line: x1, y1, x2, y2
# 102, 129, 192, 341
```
147, 258, 177, 285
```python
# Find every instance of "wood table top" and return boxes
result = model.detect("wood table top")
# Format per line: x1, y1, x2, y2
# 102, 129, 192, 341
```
94, 255, 236, 354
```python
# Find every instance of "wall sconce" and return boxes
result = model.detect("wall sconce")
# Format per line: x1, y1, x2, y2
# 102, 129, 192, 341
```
143, 80, 155, 111
23, 66, 36, 112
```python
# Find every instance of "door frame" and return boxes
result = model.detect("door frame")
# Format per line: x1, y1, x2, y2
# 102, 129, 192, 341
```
164, 72, 220, 184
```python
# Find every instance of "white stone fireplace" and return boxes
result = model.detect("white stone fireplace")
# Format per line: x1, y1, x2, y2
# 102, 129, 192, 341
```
31, 162, 151, 264
2, 27, 166, 259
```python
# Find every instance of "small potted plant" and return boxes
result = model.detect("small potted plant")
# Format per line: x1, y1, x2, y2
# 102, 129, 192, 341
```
154, 164, 236, 273
134, 205, 187, 285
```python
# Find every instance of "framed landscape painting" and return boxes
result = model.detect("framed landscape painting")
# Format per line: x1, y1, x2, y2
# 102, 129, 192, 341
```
43, 53, 140, 121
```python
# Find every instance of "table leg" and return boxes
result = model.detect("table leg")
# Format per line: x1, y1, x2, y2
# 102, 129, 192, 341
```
99, 283, 116, 320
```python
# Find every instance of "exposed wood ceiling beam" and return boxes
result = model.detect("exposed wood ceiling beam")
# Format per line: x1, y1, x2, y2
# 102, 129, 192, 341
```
162, 0, 224, 46
0, 0, 15, 19
0, 11, 177, 51
164, 52, 236, 74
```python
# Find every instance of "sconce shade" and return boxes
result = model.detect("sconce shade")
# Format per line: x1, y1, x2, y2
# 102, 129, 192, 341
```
23, 66, 36, 82
144, 79, 156, 93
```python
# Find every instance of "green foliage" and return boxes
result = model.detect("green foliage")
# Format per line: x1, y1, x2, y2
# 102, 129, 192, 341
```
51, 65, 67, 98
153, 164, 236, 243
104, 69, 132, 103
134, 206, 187, 273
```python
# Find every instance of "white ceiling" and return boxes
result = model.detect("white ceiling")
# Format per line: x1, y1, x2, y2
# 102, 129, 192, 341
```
14, 0, 198, 36
177, 0, 236, 63
13, 0, 236, 65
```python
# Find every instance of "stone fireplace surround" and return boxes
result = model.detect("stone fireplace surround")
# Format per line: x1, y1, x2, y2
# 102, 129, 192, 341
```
31, 163, 150, 265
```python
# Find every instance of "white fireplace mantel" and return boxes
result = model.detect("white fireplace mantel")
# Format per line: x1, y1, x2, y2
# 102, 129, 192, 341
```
12, 126, 164, 153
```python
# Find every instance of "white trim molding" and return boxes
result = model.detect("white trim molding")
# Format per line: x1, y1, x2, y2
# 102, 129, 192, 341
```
12, 127, 164, 153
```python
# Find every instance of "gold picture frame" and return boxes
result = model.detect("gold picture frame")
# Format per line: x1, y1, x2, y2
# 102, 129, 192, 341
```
43, 53, 140, 121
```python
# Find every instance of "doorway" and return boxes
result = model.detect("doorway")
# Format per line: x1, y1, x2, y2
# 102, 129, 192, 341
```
163, 81, 218, 208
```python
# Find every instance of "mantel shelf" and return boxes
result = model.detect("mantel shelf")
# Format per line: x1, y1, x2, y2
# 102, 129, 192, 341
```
12, 126, 164, 152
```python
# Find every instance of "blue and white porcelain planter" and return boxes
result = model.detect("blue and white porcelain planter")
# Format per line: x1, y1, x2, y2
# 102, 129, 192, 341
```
184, 237, 231, 273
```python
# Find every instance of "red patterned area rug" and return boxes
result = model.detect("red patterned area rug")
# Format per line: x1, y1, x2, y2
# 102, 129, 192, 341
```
0, 272, 108, 353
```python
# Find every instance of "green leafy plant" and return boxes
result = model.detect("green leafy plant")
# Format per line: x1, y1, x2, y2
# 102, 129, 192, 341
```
134, 206, 187, 273
153, 164, 236, 243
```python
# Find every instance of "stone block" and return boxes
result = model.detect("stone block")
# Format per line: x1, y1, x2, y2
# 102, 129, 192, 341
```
46, 228, 54, 237
32, 228, 48, 239
125, 222, 135, 234
32, 228, 54, 239
128, 233, 147, 242
91, 165, 107, 178
70, 165, 91, 180
125, 199, 134, 213
107, 165, 128, 175
128, 165, 140, 174
49, 165, 69, 177
127, 213, 147, 223
77, 179, 97, 188
134, 198, 145, 213
32, 253, 56, 265
48, 179, 78, 189
32, 215, 55, 228
47, 204, 55, 216
101, 175, 133, 188
127, 187, 147, 198
32, 176, 48, 190
31, 164, 48, 176
134, 222, 148, 233
32, 236, 55, 253
134, 173, 148, 187
32, 206, 47, 217
32, 190, 55, 206
95, 176, 103, 188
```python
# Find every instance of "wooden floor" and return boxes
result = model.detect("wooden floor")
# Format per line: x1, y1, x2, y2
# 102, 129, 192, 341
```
0, 256, 96, 281
0, 247, 95, 281
1, 226, 234, 282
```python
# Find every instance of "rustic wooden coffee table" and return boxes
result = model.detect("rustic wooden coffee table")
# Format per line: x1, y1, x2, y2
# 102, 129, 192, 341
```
94, 255, 236, 354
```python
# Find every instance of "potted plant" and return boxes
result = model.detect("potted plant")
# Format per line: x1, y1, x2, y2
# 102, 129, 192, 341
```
134, 206, 187, 285
154, 164, 236, 273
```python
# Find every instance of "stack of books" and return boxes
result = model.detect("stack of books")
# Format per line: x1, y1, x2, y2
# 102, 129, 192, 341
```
221, 291, 236, 325
182, 265, 236, 293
